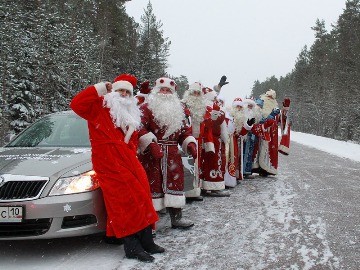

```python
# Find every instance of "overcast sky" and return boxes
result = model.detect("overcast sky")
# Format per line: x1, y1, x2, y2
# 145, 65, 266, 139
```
125, 0, 346, 105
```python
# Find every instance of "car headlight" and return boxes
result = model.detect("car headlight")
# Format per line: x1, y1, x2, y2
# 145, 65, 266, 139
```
49, 170, 100, 196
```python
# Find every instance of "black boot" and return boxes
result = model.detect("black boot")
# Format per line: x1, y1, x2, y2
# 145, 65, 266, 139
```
123, 234, 155, 263
103, 236, 124, 245
138, 226, 165, 254
168, 207, 194, 229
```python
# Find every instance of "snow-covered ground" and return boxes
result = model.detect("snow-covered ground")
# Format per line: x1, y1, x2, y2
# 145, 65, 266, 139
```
291, 131, 360, 162
1, 131, 359, 270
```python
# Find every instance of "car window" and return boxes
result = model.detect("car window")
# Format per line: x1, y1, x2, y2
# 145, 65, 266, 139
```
7, 113, 90, 147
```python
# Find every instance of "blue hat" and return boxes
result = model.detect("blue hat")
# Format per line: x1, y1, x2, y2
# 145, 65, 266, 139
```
255, 98, 264, 108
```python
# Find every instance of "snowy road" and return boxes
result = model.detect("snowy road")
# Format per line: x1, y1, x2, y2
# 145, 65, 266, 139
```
0, 142, 359, 270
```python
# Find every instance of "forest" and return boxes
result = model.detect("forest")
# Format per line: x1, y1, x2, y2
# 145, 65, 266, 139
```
1, 0, 359, 144
252, 0, 360, 143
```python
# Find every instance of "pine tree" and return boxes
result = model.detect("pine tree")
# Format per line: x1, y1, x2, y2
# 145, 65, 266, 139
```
136, 1, 170, 83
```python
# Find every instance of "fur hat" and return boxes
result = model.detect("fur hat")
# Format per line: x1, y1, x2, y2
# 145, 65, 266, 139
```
255, 98, 264, 108
232, 97, 244, 107
153, 77, 177, 93
188, 82, 203, 94
265, 89, 276, 99
112, 74, 138, 96
243, 98, 256, 107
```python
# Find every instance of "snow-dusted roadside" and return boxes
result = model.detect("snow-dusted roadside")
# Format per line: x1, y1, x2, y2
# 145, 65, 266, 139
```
291, 131, 360, 162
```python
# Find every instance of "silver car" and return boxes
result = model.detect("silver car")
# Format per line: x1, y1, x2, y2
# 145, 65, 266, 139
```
0, 111, 106, 239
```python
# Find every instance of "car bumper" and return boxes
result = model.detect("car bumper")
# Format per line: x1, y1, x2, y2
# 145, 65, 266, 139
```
0, 188, 106, 240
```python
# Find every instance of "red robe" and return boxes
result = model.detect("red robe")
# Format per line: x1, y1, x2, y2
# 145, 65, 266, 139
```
183, 104, 214, 197
138, 103, 197, 211
279, 109, 291, 155
70, 85, 158, 238
200, 108, 228, 190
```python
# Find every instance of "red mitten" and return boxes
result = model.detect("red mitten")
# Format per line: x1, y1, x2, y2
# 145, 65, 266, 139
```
187, 143, 197, 160
140, 80, 151, 94
263, 119, 276, 129
149, 142, 163, 159
213, 103, 220, 111
283, 97, 291, 108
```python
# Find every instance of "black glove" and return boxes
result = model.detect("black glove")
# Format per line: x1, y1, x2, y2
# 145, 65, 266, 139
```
247, 118, 256, 126
218, 75, 229, 87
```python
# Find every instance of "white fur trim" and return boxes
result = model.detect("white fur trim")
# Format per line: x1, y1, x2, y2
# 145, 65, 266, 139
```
204, 142, 215, 153
213, 85, 221, 93
258, 140, 277, 175
220, 121, 229, 143
224, 170, 237, 187
139, 132, 157, 154
136, 93, 148, 97
164, 193, 186, 208
153, 77, 176, 93
152, 197, 165, 211
94, 82, 107, 96
202, 180, 225, 190
112, 81, 133, 94
232, 100, 244, 107
278, 144, 290, 155
243, 99, 256, 107
244, 121, 252, 131
185, 187, 201, 198
182, 136, 197, 154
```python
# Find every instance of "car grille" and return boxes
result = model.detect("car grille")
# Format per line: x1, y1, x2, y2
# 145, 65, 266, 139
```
0, 218, 52, 237
0, 180, 47, 200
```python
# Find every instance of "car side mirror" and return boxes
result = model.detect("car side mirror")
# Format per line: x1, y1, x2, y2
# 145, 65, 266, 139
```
4, 133, 15, 144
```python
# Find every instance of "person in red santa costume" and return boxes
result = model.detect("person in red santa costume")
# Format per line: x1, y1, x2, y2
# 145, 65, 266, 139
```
199, 76, 231, 197
278, 97, 291, 155
253, 89, 281, 176
135, 80, 152, 106
70, 74, 164, 263
138, 77, 198, 229
182, 81, 214, 202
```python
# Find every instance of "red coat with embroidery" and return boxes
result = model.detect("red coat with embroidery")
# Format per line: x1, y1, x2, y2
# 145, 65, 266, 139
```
138, 103, 196, 210
70, 85, 158, 238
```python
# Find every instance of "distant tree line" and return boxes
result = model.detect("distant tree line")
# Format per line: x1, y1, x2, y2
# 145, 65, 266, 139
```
0, 0, 188, 144
252, 0, 360, 143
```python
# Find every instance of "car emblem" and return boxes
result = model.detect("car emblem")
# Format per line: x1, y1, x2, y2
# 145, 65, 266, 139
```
0, 176, 5, 188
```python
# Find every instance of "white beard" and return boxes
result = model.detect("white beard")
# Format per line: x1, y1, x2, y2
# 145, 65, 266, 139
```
230, 107, 246, 133
148, 92, 185, 138
103, 92, 141, 132
203, 91, 216, 106
183, 95, 206, 125
253, 106, 263, 123
183, 95, 206, 138
260, 95, 279, 117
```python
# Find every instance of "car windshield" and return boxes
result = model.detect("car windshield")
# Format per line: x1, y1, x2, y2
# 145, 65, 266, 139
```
6, 112, 90, 147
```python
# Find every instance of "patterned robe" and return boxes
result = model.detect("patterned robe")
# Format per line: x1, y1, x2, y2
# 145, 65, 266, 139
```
138, 103, 197, 211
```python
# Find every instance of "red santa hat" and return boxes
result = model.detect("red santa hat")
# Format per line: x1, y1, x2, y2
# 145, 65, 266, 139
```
153, 77, 177, 93
265, 89, 276, 99
232, 97, 244, 107
112, 74, 138, 96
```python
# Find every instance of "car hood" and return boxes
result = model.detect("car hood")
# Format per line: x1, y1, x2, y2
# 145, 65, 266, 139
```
0, 147, 92, 178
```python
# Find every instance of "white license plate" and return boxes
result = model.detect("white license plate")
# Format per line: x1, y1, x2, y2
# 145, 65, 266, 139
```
0, 206, 23, 222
